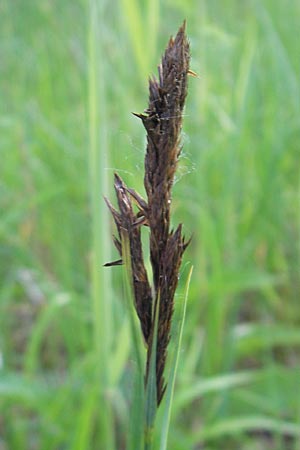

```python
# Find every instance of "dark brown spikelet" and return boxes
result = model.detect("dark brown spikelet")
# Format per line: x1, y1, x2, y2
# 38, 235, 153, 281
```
105, 22, 190, 406
139, 23, 190, 289
140, 22, 190, 404
105, 174, 153, 343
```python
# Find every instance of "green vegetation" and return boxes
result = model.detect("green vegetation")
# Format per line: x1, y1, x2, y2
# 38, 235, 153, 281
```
1, 0, 300, 449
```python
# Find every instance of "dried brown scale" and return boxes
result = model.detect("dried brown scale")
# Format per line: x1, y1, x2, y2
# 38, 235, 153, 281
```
105, 22, 190, 406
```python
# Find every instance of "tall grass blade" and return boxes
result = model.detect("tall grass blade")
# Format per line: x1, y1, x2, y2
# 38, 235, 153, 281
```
120, 0, 149, 81
88, 0, 114, 448
174, 370, 262, 411
159, 265, 193, 450
146, 0, 159, 64
72, 385, 98, 450
192, 416, 300, 441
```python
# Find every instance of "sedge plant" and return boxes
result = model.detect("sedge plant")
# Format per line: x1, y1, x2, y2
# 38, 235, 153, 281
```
105, 22, 193, 448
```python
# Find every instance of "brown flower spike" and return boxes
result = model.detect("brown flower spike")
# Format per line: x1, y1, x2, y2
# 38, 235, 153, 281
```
105, 22, 190, 405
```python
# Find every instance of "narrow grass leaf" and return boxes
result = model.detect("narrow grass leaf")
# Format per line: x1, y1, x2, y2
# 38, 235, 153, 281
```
120, 0, 149, 81
88, 1, 114, 448
110, 319, 131, 386
72, 385, 98, 450
191, 415, 300, 442
24, 296, 70, 375
0, 372, 50, 403
174, 370, 262, 411
159, 265, 193, 450
146, 0, 159, 64
233, 324, 300, 356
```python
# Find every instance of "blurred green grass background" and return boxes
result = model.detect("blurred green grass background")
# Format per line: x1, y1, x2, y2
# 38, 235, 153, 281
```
1, 0, 300, 449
